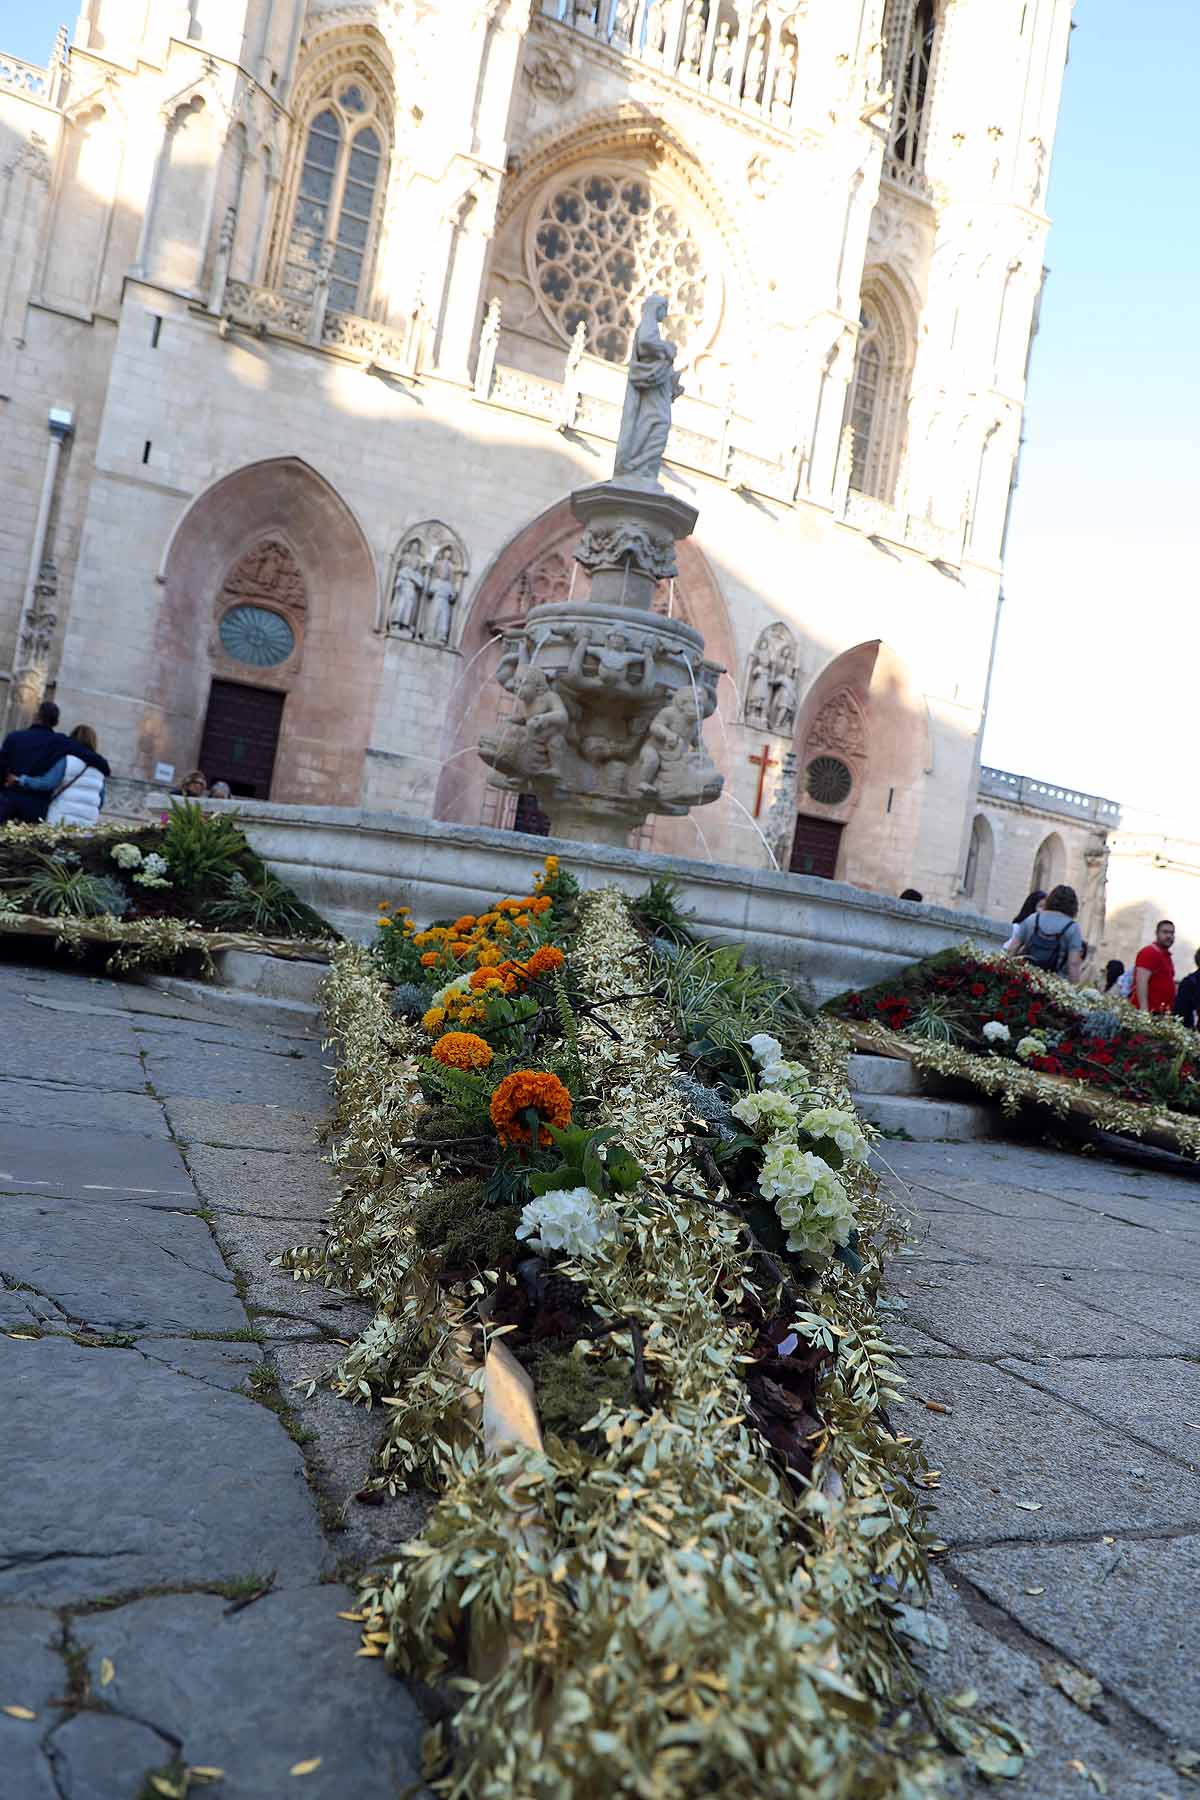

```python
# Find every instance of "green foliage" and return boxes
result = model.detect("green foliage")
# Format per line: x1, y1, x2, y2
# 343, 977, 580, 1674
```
527, 1121, 643, 1200
21, 854, 130, 919
411, 1178, 522, 1271
633, 875, 695, 943
372, 921, 425, 985
906, 995, 968, 1044
203, 866, 317, 936
422, 1061, 493, 1128
161, 801, 246, 890
524, 1344, 633, 1439
651, 937, 810, 1073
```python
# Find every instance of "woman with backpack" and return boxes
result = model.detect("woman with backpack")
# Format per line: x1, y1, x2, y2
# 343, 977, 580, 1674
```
1003, 884, 1084, 984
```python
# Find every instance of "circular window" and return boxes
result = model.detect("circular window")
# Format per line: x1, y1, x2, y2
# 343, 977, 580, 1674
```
219, 605, 295, 668
805, 756, 853, 806
526, 166, 717, 365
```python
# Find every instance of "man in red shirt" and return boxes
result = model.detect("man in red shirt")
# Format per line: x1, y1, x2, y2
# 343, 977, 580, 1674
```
1132, 919, 1176, 1013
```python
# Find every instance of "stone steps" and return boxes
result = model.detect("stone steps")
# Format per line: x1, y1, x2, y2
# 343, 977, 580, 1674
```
849, 1052, 994, 1142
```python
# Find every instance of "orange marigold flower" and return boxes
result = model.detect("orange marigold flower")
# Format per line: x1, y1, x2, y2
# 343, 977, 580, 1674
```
489, 1070, 573, 1148
377, 902, 390, 912
452, 915, 477, 932
422, 1007, 446, 1032
544, 855, 559, 872
451, 941, 472, 959
430, 1031, 493, 1071
532, 895, 553, 914
514, 913, 532, 929
474, 945, 503, 968
420, 951, 439, 967
523, 945, 565, 977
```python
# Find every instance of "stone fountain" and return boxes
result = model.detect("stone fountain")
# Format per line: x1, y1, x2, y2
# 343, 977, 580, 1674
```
479, 296, 725, 847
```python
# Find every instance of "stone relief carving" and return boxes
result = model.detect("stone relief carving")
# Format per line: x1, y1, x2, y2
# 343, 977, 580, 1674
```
385, 521, 468, 644
744, 622, 800, 735
808, 688, 867, 759
746, 152, 779, 199
223, 539, 307, 612
575, 521, 678, 584
524, 43, 577, 102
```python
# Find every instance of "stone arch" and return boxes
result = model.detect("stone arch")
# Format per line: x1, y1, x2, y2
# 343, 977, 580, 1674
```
789, 640, 929, 886
155, 457, 380, 803
848, 268, 916, 503
435, 497, 735, 833
964, 812, 994, 909
1032, 831, 1066, 896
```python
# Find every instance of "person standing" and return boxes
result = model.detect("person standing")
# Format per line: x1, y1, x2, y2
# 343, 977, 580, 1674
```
1131, 920, 1176, 1014
1002, 883, 1084, 984
1172, 948, 1200, 1028
11, 723, 106, 824
0, 700, 110, 823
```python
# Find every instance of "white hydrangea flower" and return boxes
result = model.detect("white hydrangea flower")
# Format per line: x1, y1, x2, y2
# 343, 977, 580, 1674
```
133, 851, 171, 888
982, 1020, 1011, 1044
515, 1187, 619, 1257
110, 842, 143, 869
747, 1033, 783, 1069
798, 1105, 870, 1164
775, 1164, 854, 1260
757, 1142, 833, 1203
758, 1058, 813, 1094
731, 1088, 799, 1135
1016, 1035, 1047, 1061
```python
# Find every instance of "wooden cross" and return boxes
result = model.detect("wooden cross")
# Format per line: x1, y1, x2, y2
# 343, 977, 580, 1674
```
748, 742, 776, 818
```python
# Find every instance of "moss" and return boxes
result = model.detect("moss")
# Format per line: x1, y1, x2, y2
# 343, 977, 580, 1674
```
411, 1178, 522, 1271
527, 1346, 634, 1440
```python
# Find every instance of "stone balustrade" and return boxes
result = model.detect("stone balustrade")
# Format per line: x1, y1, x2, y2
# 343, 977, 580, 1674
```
220, 279, 413, 369
0, 53, 50, 98
979, 765, 1122, 827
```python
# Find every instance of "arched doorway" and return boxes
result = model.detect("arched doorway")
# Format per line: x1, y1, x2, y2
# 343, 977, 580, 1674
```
156, 458, 379, 804
434, 497, 736, 849
964, 813, 995, 910
789, 640, 929, 889
1032, 831, 1066, 895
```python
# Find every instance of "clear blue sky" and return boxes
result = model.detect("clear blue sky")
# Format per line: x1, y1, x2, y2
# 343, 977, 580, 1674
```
4, 3, 1195, 823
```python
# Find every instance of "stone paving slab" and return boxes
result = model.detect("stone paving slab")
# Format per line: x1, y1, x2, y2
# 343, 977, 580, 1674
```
2, 1336, 331, 1604
72, 1587, 425, 1798
130, 1011, 323, 1058
0, 1605, 64, 1800
884, 1138, 1200, 1203
899, 1356, 1200, 1545
1000, 1356, 1200, 1466
952, 1537, 1200, 1745
0, 1079, 170, 1138
917, 1212, 1200, 1278
185, 1143, 337, 1220
116, 981, 319, 1039
887, 1260, 1186, 1360
131, 1336, 263, 1390
0, 1120, 193, 1203
209, 1207, 368, 1339
0, 1046, 147, 1092
164, 1096, 324, 1153
924, 1576, 1184, 1800
141, 1041, 332, 1107
46, 1711, 178, 1800
0, 1196, 244, 1333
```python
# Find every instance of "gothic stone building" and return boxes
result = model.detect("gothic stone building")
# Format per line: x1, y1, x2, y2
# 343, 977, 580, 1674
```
0, 0, 1073, 897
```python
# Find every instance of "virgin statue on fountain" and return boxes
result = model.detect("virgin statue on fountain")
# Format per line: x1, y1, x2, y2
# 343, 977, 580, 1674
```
613, 294, 684, 490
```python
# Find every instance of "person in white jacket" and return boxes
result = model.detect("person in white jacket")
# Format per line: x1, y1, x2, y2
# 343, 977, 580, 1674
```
14, 723, 106, 825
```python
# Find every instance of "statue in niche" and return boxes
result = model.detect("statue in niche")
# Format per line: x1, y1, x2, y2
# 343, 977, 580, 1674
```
562, 624, 657, 694
744, 658, 772, 729
773, 39, 797, 111
388, 545, 425, 636
611, 0, 637, 42
711, 21, 736, 86
474, 296, 500, 399
644, 0, 667, 52
768, 665, 797, 736
743, 29, 767, 102
613, 295, 683, 490
423, 549, 459, 644
681, 0, 706, 72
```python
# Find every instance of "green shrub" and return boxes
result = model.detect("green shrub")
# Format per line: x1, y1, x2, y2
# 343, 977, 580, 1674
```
22, 854, 130, 919
161, 801, 246, 890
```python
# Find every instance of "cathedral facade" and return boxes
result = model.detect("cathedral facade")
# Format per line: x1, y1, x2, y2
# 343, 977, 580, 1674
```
0, 0, 1074, 897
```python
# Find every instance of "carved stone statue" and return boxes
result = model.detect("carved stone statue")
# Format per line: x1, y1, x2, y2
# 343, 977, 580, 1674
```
743, 29, 767, 102
474, 296, 500, 399
745, 621, 800, 733
681, 0, 705, 72
773, 40, 797, 111
634, 687, 722, 808
613, 295, 683, 490
768, 667, 797, 736
711, 21, 735, 86
388, 546, 424, 635
611, 0, 637, 42
644, 0, 667, 52
423, 549, 459, 644
563, 625, 656, 694
487, 665, 570, 781
558, 318, 586, 431
744, 658, 772, 729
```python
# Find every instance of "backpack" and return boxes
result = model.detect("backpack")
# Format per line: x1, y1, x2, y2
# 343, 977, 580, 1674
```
1023, 917, 1072, 972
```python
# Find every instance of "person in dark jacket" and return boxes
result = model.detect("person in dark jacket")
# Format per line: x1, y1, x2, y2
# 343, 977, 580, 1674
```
0, 700, 111, 824
1174, 950, 1200, 1030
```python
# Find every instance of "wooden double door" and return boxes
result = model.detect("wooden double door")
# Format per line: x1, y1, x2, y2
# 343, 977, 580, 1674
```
789, 814, 844, 880
198, 680, 285, 799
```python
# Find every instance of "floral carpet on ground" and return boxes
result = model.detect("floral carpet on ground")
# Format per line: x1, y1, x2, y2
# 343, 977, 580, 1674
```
279, 866, 1022, 1797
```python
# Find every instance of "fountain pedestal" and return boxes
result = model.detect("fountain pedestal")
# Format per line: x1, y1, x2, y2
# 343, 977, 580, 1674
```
478, 479, 725, 848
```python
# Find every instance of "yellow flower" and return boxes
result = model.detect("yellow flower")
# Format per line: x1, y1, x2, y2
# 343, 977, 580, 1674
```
544, 855, 559, 874
421, 1007, 446, 1032
377, 902, 390, 913
514, 913, 531, 929
494, 918, 512, 937
475, 946, 503, 968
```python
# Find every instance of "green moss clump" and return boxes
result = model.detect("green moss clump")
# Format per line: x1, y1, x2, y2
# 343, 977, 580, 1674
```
411, 1178, 521, 1271
527, 1346, 633, 1440
410, 1104, 476, 1145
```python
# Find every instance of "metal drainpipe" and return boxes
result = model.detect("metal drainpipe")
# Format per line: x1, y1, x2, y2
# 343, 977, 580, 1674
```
7, 407, 73, 727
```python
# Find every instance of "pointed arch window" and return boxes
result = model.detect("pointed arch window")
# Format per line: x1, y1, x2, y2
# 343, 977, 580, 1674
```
847, 287, 911, 503
884, 0, 937, 187
282, 77, 387, 315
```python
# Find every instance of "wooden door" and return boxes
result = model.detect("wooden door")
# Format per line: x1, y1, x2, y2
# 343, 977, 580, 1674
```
512, 792, 551, 837
789, 814, 844, 879
198, 679, 285, 799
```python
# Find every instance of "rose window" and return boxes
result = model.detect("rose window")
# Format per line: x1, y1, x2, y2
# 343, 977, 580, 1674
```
219, 605, 296, 668
527, 168, 715, 364
805, 756, 854, 806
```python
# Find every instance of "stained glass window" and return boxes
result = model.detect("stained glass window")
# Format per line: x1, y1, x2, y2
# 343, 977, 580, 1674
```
805, 756, 854, 807
219, 605, 296, 668
283, 79, 386, 314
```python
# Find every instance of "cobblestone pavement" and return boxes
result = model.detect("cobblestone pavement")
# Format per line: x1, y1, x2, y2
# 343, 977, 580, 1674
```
876, 1137, 1200, 1800
0, 955, 425, 1800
